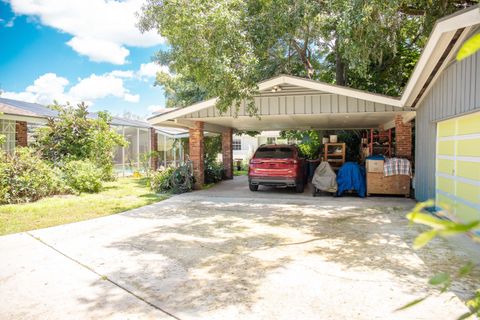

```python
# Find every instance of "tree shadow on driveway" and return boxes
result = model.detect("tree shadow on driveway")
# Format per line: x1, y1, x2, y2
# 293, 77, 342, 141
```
76, 196, 479, 317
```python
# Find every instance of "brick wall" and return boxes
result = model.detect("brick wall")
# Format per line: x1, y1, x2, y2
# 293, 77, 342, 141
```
189, 121, 204, 189
222, 128, 233, 179
150, 128, 158, 170
15, 121, 28, 147
395, 115, 412, 160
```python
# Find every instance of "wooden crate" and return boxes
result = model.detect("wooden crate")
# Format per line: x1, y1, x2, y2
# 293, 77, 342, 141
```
366, 172, 410, 197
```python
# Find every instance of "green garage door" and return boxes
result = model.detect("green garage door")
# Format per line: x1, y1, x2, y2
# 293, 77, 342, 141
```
436, 111, 480, 223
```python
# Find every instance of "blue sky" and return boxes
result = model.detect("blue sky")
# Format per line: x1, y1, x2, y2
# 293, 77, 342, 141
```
0, 0, 168, 118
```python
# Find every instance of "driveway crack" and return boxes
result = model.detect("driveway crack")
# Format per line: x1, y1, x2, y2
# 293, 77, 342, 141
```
25, 232, 182, 320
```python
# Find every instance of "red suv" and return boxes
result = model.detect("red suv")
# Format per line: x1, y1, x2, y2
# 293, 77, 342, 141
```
248, 144, 305, 193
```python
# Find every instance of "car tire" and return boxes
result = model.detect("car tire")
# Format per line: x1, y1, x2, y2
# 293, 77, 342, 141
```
295, 182, 304, 193
249, 183, 259, 191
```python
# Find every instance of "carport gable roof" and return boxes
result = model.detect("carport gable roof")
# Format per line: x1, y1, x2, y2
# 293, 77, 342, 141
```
148, 75, 408, 132
148, 6, 480, 132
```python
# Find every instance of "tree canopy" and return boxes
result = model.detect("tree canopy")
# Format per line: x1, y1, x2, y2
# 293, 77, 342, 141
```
139, 0, 476, 112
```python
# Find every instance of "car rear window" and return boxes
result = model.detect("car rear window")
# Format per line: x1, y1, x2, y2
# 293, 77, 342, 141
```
254, 147, 294, 159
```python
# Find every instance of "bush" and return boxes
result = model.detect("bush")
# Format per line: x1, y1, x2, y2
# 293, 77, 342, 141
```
0, 148, 67, 204
62, 160, 102, 193
34, 102, 127, 181
150, 167, 175, 193
204, 161, 224, 184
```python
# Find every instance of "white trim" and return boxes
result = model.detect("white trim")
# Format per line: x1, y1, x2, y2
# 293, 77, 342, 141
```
149, 98, 217, 124
437, 155, 480, 163
401, 6, 480, 107
436, 172, 480, 187
438, 133, 480, 141
257, 75, 402, 107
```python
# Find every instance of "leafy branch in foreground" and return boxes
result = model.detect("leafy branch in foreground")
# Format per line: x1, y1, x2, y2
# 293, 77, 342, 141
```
397, 201, 480, 319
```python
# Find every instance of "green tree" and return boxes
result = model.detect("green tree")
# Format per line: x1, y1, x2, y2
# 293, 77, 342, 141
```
34, 102, 127, 180
139, 0, 473, 110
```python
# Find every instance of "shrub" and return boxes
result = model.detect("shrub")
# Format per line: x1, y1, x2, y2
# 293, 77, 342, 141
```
34, 102, 127, 181
0, 148, 67, 204
62, 160, 103, 193
204, 161, 224, 184
150, 167, 175, 193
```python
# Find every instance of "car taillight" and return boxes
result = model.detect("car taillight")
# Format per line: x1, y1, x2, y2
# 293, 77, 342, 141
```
250, 159, 263, 164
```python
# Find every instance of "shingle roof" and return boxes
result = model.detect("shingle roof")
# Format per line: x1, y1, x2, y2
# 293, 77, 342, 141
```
0, 97, 58, 118
0, 97, 188, 137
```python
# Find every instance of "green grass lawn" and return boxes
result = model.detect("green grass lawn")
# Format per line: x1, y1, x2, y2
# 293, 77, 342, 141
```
234, 170, 248, 176
0, 178, 169, 236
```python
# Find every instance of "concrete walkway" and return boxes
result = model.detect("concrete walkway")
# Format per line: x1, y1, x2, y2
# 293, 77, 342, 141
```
1, 176, 478, 319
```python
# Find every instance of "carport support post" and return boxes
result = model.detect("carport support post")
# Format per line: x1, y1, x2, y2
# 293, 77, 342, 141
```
222, 128, 234, 179
189, 121, 205, 189
395, 115, 412, 160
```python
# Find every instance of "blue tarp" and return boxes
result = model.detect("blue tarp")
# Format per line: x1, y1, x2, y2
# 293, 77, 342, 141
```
366, 155, 385, 160
336, 162, 366, 198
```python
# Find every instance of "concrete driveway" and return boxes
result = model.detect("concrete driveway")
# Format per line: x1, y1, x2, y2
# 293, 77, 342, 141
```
1, 176, 478, 319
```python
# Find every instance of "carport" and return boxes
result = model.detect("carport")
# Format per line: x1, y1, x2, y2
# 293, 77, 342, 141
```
148, 75, 415, 189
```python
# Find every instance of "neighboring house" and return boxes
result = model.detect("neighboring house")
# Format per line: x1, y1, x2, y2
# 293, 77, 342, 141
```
232, 131, 290, 162
0, 97, 187, 176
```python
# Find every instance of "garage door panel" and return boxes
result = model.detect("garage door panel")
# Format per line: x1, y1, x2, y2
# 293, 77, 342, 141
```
456, 161, 480, 181
437, 159, 454, 175
456, 203, 480, 222
437, 119, 456, 137
457, 139, 480, 157
455, 181, 480, 205
437, 176, 455, 194
437, 140, 455, 156
436, 111, 480, 224
457, 112, 480, 135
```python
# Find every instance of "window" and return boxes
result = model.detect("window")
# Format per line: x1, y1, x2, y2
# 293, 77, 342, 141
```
0, 119, 16, 154
232, 139, 242, 150
254, 147, 293, 159
266, 137, 276, 144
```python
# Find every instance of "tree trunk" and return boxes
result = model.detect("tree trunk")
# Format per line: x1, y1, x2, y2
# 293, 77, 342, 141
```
335, 52, 346, 86
292, 40, 314, 79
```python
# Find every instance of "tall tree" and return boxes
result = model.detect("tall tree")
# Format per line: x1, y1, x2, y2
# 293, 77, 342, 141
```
139, 0, 476, 111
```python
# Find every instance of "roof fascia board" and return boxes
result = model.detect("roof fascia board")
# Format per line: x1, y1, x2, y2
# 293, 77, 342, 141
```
410, 27, 472, 108
400, 6, 480, 106
0, 113, 48, 123
259, 75, 402, 107
148, 98, 218, 124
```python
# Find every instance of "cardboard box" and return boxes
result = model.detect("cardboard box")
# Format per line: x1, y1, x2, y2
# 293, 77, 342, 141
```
366, 159, 384, 173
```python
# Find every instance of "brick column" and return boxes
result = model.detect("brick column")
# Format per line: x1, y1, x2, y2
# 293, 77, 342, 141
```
150, 128, 158, 170
189, 121, 204, 189
395, 115, 412, 160
15, 121, 28, 147
222, 128, 234, 179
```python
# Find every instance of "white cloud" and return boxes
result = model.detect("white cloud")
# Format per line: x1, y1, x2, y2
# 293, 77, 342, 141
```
124, 93, 140, 103
2, 73, 72, 105
137, 62, 170, 78
147, 105, 164, 112
67, 37, 129, 65
2, 72, 141, 105
109, 70, 135, 78
69, 74, 126, 100
9, 0, 164, 64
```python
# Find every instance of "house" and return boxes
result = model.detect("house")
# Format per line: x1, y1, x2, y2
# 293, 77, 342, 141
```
232, 131, 289, 162
0, 97, 187, 175
148, 6, 480, 224
400, 7, 480, 223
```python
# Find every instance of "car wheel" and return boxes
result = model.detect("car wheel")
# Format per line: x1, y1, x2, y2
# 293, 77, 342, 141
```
249, 183, 259, 191
295, 182, 304, 193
